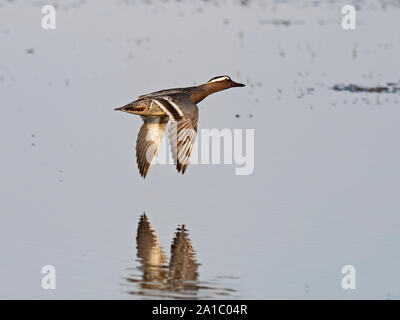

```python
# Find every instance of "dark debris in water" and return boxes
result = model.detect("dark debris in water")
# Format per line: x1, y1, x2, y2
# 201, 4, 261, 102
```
235, 114, 253, 118
333, 83, 400, 94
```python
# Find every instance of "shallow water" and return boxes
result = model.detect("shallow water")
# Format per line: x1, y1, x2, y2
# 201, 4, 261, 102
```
0, 0, 400, 299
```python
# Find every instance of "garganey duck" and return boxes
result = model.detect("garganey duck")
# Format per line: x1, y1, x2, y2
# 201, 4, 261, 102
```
115, 76, 245, 178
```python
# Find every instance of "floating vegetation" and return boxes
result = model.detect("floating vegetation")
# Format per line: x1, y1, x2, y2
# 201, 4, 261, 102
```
332, 83, 400, 94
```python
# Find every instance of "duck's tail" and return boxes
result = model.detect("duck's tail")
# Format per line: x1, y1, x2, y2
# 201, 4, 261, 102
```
114, 100, 146, 114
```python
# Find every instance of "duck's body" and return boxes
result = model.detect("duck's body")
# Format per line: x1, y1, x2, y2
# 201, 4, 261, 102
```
115, 76, 245, 178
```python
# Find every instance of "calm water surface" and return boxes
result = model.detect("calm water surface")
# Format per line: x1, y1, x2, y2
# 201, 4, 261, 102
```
0, 0, 400, 299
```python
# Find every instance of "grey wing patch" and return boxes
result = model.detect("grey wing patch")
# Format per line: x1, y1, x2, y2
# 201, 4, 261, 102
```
165, 94, 199, 174
136, 116, 169, 178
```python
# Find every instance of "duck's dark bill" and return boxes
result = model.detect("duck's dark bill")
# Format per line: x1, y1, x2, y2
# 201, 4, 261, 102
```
231, 81, 245, 87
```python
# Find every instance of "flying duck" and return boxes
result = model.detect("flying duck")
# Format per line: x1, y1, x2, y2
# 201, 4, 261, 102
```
115, 76, 245, 178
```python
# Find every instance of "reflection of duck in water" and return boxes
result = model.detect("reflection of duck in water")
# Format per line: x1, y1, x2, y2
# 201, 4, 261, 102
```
135, 214, 168, 290
124, 213, 236, 298
134, 213, 199, 294
168, 224, 198, 291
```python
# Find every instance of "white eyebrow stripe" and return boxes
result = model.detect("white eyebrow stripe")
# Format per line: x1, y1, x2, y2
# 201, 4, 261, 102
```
208, 76, 230, 83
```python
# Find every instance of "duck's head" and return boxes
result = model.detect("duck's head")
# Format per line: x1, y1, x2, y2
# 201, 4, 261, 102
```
206, 75, 245, 89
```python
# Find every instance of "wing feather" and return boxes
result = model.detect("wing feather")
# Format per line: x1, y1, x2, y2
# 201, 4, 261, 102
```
165, 95, 198, 174
146, 94, 199, 175
136, 116, 169, 178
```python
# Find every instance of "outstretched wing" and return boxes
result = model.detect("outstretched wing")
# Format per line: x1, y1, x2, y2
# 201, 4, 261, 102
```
150, 94, 199, 174
136, 116, 169, 178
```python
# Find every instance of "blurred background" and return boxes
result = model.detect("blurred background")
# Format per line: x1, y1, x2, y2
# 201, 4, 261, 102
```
0, 0, 399, 299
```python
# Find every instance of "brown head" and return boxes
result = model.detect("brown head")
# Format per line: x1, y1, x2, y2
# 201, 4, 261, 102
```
206, 75, 245, 90
192, 75, 245, 103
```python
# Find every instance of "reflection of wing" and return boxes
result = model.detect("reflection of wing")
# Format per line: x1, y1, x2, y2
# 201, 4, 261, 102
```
136, 214, 167, 284
136, 116, 169, 178
150, 94, 199, 174
168, 225, 198, 288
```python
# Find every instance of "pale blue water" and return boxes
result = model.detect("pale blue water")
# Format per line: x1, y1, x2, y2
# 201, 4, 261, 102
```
0, 0, 400, 299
